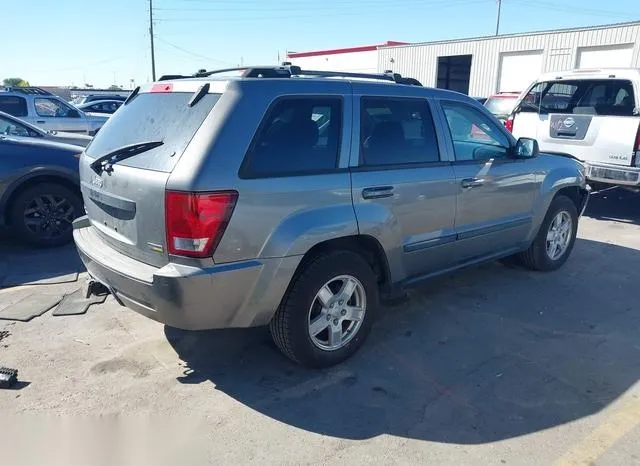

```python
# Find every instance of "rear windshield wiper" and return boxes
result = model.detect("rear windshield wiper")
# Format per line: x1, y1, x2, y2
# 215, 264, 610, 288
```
90, 141, 164, 174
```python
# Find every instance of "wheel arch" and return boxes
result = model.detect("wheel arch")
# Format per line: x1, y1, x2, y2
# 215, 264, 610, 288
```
554, 185, 589, 216
291, 234, 392, 294
1, 170, 80, 226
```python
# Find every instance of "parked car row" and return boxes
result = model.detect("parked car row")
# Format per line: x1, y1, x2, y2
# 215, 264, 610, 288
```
0, 110, 92, 147
0, 87, 119, 136
70, 94, 127, 106
0, 90, 133, 247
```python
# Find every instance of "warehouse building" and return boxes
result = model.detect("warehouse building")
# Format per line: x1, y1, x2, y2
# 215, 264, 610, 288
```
289, 21, 640, 97
287, 41, 407, 74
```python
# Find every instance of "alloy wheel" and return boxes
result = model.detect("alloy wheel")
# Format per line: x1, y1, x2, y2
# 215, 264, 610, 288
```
308, 274, 367, 351
23, 194, 75, 240
546, 211, 572, 260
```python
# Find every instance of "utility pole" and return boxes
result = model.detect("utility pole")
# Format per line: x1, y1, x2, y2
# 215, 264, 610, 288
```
495, 0, 502, 36
149, 0, 156, 81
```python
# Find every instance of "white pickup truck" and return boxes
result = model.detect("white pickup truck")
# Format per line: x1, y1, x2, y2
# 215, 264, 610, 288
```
507, 69, 640, 191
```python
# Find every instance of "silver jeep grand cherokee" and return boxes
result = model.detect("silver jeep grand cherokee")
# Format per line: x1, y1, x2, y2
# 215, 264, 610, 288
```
73, 66, 589, 368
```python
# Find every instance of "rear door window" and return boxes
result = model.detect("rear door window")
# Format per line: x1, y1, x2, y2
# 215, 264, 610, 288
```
242, 97, 342, 177
359, 97, 440, 166
0, 96, 28, 117
520, 79, 636, 116
85, 92, 220, 173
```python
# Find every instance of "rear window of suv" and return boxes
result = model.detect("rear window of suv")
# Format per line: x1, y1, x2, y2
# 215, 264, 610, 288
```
520, 79, 636, 117
85, 92, 220, 172
0, 96, 28, 117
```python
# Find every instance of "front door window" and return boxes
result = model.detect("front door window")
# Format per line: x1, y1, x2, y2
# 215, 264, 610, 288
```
34, 98, 74, 118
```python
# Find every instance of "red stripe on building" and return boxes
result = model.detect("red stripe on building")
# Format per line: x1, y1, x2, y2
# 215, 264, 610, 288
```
287, 41, 408, 58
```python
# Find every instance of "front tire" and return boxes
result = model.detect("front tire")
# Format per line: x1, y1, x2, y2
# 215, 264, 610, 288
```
270, 250, 379, 368
9, 183, 83, 248
519, 195, 578, 271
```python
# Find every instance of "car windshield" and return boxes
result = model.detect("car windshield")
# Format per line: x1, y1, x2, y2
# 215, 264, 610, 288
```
484, 96, 518, 117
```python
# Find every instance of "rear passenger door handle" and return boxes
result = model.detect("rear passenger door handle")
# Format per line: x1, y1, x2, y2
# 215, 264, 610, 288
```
362, 186, 394, 199
461, 178, 485, 189
37, 120, 46, 124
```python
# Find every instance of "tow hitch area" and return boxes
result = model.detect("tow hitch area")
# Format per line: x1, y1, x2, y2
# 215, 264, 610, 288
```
52, 280, 110, 316
87, 280, 110, 297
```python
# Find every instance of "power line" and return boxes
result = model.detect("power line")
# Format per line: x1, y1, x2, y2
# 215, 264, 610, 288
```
157, 0, 469, 6
153, 0, 485, 22
154, 0, 476, 11
154, 37, 236, 65
510, 0, 631, 18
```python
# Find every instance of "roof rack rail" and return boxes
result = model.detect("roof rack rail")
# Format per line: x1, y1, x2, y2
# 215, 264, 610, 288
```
160, 64, 422, 86
2, 87, 53, 95
194, 65, 294, 78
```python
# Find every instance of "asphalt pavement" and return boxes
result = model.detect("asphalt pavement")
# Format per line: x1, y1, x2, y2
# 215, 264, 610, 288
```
0, 188, 639, 465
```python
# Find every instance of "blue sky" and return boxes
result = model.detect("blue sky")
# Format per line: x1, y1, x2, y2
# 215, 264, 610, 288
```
1, 0, 638, 88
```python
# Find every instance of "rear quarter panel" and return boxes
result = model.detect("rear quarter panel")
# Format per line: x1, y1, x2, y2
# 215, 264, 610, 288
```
167, 79, 358, 263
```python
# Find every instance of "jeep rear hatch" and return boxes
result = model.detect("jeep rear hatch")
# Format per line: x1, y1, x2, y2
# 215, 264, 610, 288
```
81, 86, 222, 267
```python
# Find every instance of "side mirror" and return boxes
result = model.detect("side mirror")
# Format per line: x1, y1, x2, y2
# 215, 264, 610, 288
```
68, 109, 80, 118
513, 137, 539, 158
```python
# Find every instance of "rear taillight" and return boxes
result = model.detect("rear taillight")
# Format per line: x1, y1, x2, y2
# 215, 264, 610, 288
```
504, 114, 514, 133
165, 191, 238, 258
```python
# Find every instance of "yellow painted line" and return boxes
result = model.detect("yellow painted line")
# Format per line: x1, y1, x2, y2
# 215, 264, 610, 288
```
554, 395, 640, 466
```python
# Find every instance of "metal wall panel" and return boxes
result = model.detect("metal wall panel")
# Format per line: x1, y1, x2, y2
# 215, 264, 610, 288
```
378, 22, 640, 97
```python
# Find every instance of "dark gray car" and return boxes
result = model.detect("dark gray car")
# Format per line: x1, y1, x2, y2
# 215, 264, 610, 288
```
0, 136, 84, 247
73, 66, 589, 367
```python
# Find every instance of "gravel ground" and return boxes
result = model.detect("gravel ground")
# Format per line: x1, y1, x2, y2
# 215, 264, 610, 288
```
0, 188, 639, 465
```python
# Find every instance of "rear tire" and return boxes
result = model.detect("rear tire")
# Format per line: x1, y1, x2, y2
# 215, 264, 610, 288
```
270, 250, 379, 368
518, 195, 578, 271
9, 183, 83, 248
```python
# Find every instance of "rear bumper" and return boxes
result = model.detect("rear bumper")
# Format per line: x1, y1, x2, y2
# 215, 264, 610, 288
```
73, 217, 300, 330
585, 162, 640, 187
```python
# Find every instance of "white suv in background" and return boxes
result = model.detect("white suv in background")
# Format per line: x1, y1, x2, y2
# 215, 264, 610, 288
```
507, 69, 640, 190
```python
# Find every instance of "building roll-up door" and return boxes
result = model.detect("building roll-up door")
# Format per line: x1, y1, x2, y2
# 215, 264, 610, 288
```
497, 50, 544, 94
576, 44, 634, 69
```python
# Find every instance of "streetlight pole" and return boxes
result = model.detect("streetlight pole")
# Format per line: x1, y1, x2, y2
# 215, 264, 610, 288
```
149, 0, 156, 81
495, 0, 502, 36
